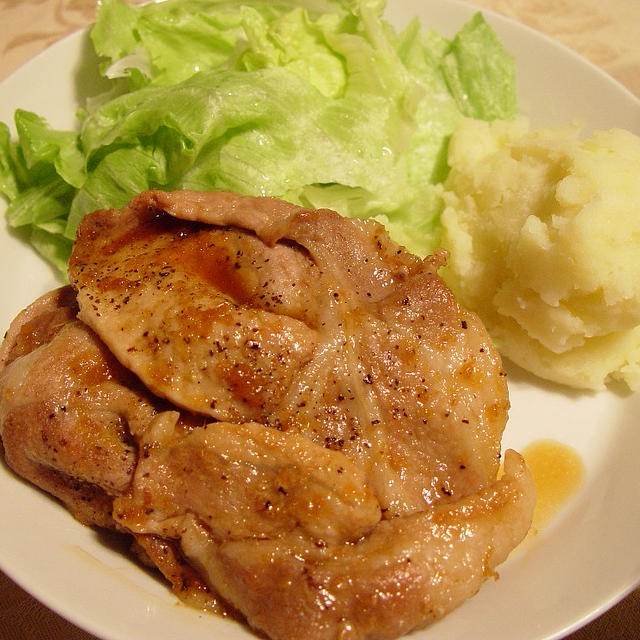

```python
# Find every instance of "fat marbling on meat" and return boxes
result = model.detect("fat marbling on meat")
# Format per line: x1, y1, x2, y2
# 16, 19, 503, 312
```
0, 190, 535, 640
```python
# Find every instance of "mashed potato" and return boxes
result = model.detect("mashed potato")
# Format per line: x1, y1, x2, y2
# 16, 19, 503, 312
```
439, 117, 640, 390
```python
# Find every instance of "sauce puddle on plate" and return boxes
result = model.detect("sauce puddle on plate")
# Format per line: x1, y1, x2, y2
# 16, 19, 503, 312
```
520, 439, 585, 537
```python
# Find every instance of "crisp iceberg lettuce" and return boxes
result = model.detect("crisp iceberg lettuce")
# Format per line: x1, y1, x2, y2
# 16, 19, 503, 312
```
0, 0, 517, 276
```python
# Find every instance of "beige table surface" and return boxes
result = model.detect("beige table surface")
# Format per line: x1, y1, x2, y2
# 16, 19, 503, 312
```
0, 0, 639, 639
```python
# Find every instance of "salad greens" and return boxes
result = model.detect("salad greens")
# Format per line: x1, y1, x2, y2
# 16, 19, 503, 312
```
0, 0, 517, 276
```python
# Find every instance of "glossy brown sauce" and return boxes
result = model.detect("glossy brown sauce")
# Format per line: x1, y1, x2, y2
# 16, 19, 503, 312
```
521, 439, 585, 536
121, 207, 257, 304
179, 230, 255, 304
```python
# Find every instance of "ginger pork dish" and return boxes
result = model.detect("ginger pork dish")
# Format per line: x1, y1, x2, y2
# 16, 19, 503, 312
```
0, 190, 534, 640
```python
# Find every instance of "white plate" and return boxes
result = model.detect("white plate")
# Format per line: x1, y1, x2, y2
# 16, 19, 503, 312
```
1, 1, 639, 639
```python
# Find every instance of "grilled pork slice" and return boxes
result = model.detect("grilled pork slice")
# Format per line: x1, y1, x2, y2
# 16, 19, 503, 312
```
0, 287, 225, 613
178, 450, 533, 640
116, 411, 533, 640
0, 287, 143, 528
0, 190, 535, 640
69, 190, 513, 516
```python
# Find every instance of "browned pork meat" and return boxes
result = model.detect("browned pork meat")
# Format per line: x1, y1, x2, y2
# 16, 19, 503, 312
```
0, 286, 143, 528
69, 190, 513, 516
0, 287, 226, 613
0, 190, 535, 640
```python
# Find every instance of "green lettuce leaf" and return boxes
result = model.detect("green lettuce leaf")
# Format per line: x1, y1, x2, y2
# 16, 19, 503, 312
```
441, 12, 517, 120
1, 0, 518, 276
0, 123, 20, 201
